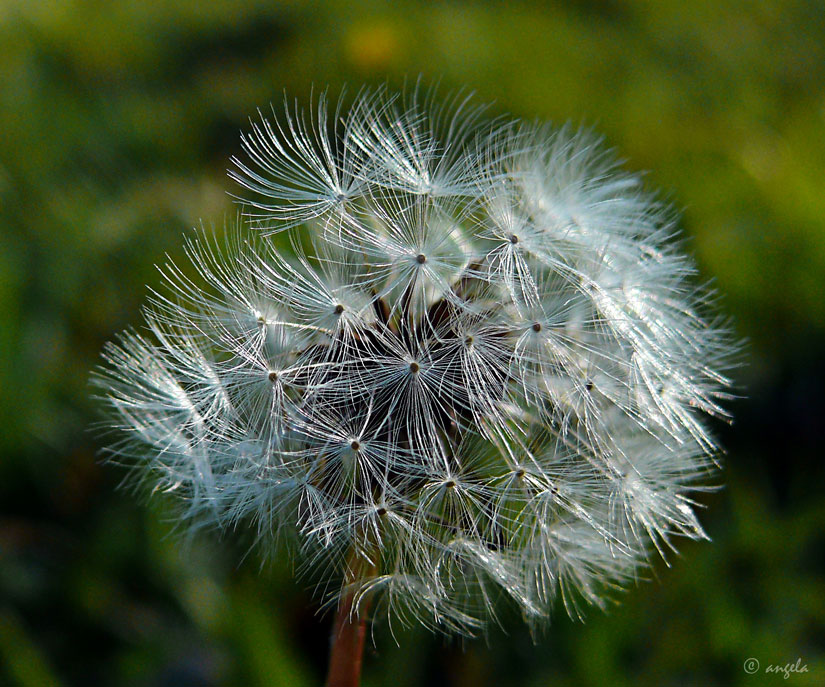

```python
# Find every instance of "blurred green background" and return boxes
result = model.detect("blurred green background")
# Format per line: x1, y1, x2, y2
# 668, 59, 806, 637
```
1, 1, 824, 685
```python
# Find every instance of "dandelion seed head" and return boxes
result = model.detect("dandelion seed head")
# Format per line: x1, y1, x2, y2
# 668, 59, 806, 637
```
94, 84, 736, 637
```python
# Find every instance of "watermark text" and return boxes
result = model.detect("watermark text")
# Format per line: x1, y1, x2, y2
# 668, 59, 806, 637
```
744, 658, 809, 679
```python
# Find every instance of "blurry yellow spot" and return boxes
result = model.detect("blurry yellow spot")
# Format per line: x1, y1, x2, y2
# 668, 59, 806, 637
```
740, 133, 781, 184
345, 22, 399, 70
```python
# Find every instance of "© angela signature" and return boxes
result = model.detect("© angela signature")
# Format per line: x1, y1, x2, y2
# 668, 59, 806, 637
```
744, 658, 809, 679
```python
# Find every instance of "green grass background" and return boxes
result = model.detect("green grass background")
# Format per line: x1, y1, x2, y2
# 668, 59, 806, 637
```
1, 1, 823, 685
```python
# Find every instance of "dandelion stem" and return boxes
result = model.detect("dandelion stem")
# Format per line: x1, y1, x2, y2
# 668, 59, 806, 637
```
326, 586, 372, 687
326, 547, 379, 687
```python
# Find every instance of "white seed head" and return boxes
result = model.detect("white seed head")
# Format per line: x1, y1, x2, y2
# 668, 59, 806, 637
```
94, 85, 735, 637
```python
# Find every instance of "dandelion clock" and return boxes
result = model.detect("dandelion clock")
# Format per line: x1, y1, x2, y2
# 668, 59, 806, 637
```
94, 85, 735, 686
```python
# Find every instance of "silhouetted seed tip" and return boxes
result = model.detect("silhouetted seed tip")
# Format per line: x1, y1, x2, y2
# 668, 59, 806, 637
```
464, 335, 474, 346
334, 303, 345, 315
508, 234, 519, 245
268, 370, 279, 382
585, 379, 594, 392
416, 253, 427, 264
409, 361, 420, 374
445, 479, 456, 489
532, 322, 542, 333
376, 507, 387, 516
350, 440, 360, 451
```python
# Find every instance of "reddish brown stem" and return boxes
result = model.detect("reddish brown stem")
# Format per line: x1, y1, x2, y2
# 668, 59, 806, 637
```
325, 589, 372, 687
